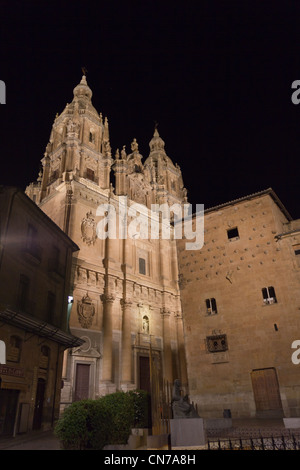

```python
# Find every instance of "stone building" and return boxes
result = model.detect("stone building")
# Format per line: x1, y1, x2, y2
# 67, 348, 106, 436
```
176, 189, 300, 418
25, 74, 300, 420
25, 75, 188, 408
0, 186, 82, 436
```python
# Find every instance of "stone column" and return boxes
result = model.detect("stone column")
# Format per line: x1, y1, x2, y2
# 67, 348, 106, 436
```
161, 307, 173, 384
40, 154, 50, 201
100, 293, 115, 382
175, 312, 188, 390
120, 298, 133, 388
62, 349, 68, 379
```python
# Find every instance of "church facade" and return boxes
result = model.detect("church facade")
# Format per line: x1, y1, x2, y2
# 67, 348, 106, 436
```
26, 75, 188, 409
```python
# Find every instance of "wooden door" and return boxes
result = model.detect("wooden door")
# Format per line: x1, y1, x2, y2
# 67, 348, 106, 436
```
251, 368, 282, 411
139, 356, 151, 394
0, 389, 19, 436
74, 363, 90, 401
33, 378, 46, 430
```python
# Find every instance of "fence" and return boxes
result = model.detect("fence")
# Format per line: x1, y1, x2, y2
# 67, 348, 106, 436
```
207, 434, 300, 450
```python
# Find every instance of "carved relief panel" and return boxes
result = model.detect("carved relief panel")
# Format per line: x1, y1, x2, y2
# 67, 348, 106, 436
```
77, 293, 96, 329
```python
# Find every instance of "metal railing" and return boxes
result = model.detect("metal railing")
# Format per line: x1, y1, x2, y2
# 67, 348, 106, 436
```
207, 433, 300, 450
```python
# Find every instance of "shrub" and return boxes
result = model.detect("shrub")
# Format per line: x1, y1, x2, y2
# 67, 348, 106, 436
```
54, 390, 150, 450
128, 389, 150, 428
54, 399, 111, 450
101, 391, 135, 444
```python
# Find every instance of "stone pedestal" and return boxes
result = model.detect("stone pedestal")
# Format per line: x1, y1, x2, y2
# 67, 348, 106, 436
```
170, 418, 206, 447
283, 418, 300, 428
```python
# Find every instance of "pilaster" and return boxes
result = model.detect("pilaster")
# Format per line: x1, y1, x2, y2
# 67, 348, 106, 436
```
100, 293, 115, 382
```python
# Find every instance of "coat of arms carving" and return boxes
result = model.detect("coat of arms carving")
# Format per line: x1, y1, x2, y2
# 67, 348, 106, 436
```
81, 211, 97, 245
77, 293, 95, 328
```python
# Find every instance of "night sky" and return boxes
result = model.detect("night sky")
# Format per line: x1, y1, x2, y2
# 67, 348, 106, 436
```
1, 0, 300, 218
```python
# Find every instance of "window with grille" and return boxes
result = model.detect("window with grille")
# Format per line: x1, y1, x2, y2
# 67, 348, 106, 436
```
86, 168, 95, 182
262, 286, 277, 305
206, 334, 228, 353
205, 298, 217, 314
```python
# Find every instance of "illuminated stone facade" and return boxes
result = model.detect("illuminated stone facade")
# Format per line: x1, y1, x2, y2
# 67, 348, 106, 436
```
26, 76, 188, 408
26, 75, 300, 420
177, 189, 300, 418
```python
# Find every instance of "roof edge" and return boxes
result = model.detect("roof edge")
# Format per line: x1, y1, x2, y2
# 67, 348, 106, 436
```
200, 188, 293, 221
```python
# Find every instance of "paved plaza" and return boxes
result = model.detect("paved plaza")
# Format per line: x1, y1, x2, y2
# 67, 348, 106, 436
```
0, 419, 299, 450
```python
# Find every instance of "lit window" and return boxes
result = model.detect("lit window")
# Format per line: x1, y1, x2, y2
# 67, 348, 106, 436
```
205, 298, 217, 314
262, 286, 277, 305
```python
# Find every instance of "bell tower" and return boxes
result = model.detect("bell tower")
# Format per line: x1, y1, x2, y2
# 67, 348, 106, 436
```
26, 74, 113, 205
112, 126, 188, 208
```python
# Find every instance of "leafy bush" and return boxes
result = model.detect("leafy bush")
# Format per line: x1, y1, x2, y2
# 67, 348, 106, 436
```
54, 399, 111, 450
100, 391, 135, 444
128, 389, 150, 428
54, 390, 150, 450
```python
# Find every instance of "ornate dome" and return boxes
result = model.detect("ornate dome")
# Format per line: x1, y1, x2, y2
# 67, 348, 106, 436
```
144, 127, 175, 168
149, 128, 165, 153
73, 74, 93, 100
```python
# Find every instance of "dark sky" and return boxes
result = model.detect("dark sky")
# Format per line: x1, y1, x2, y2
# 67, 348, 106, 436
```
1, 0, 300, 218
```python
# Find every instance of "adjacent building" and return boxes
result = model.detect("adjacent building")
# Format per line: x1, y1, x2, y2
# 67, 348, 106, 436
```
177, 189, 300, 418
0, 186, 82, 436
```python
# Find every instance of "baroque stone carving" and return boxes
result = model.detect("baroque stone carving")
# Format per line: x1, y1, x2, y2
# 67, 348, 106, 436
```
77, 293, 95, 329
66, 118, 80, 136
81, 211, 97, 245
100, 293, 115, 304
142, 315, 149, 334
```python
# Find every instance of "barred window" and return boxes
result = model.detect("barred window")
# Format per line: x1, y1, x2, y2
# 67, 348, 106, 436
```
262, 286, 277, 305
205, 298, 217, 314
206, 334, 228, 353
86, 168, 95, 182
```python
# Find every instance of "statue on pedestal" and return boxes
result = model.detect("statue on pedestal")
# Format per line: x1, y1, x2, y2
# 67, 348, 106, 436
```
172, 379, 199, 419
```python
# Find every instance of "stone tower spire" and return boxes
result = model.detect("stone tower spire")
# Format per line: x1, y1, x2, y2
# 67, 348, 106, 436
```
26, 75, 113, 203
144, 126, 187, 205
